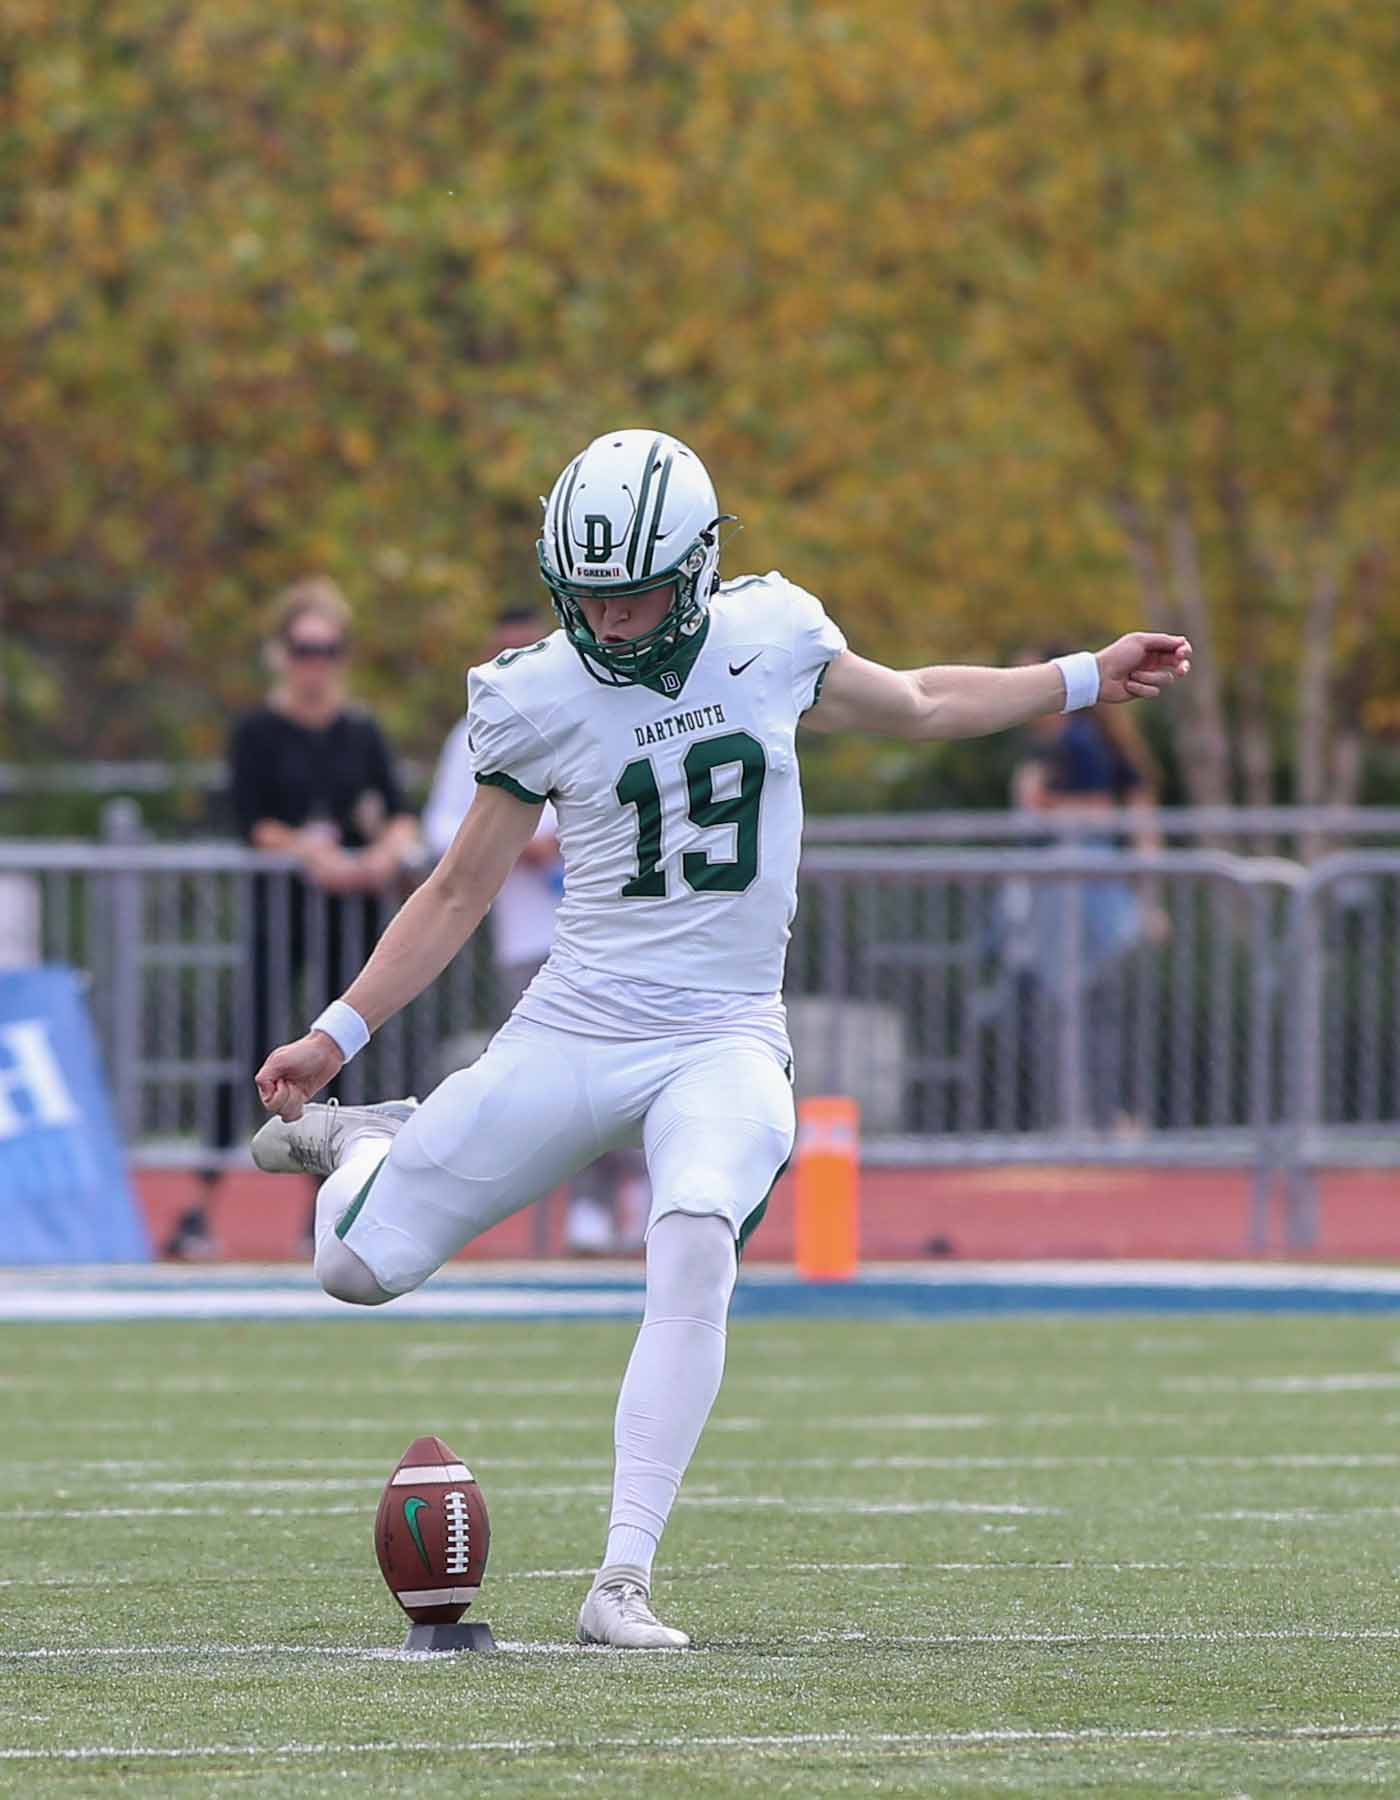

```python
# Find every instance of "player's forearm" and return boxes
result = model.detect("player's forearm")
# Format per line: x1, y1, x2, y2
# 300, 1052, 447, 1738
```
911, 662, 1066, 740
337, 870, 489, 1032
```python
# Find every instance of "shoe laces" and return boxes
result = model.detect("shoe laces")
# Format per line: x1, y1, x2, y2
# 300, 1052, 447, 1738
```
600, 1579, 659, 1624
285, 1099, 339, 1173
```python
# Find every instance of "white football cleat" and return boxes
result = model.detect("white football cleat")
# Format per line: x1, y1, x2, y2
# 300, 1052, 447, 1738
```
576, 1568, 690, 1650
250, 1098, 418, 1177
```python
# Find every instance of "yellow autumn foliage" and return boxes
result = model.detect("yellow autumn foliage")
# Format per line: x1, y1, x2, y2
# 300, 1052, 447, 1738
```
1, 0, 1397, 805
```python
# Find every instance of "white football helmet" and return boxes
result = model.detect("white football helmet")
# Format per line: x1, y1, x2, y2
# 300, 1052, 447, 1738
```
537, 429, 727, 685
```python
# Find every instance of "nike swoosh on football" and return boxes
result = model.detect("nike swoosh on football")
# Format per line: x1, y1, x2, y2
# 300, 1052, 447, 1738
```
728, 653, 762, 676
403, 1496, 433, 1573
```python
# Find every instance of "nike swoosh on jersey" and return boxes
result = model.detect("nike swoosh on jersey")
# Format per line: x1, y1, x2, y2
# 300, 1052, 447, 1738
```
728, 653, 762, 676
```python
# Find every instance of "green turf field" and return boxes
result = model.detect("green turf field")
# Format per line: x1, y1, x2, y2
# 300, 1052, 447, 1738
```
3, 1312, 1400, 1796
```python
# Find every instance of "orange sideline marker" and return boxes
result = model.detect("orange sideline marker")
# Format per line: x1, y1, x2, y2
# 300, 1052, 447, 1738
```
794, 1095, 859, 1281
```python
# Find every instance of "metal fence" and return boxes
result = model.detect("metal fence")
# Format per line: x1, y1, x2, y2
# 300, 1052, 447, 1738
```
1, 839, 1397, 1242
0, 844, 494, 1165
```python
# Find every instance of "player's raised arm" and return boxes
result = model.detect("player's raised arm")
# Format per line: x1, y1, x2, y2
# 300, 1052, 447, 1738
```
802, 633, 1192, 740
255, 781, 543, 1120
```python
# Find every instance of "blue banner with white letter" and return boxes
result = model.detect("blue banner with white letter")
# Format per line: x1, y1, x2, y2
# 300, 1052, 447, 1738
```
0, 967, 149, 1264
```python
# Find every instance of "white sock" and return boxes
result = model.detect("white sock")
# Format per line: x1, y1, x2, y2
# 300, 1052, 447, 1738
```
313, 1138, 391, 1256
603, 1213, 736, 1579
602, 1526, 658, 1577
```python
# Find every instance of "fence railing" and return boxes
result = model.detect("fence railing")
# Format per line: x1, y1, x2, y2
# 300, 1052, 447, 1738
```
0, 844, 493, 1163
6, 769, 1400, 853
1, 840, 1397, 1247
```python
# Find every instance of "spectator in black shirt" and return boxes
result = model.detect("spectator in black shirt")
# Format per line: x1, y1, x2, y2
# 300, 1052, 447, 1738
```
164, 577, 417, 1257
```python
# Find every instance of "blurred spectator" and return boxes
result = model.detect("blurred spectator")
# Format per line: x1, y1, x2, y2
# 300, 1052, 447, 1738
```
163, 577, 418, 1258
422, 605, 649, 1255
1007, 665, 1167, 1133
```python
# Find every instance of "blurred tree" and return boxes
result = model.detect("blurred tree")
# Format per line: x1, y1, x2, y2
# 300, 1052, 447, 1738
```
2, 0, 1397, 812
931, 0, 1400, 814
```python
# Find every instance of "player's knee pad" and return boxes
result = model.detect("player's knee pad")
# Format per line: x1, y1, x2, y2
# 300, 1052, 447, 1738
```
315, 1235, 395, 1307
644, 1210, 736, 1324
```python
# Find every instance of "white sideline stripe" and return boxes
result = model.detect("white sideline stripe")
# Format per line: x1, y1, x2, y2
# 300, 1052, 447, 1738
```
390, 1465, 472, 1486
13, 1256, 1400, 1322
18, 1255, 1400, 1290
0, 1289, 645, 1322
5, 1719, 1400, 1762
394, 1588, 477, 1606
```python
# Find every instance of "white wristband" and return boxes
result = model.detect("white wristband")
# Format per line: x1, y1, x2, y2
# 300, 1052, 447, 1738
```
309, 999, 371, 1063
1052, 651, 1100, 713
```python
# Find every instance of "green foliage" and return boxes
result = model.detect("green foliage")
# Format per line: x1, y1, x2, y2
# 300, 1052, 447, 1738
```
3, 1, 1398, 805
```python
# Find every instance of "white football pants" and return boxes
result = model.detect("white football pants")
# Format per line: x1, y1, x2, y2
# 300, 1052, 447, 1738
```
321, 1014, 795, 1296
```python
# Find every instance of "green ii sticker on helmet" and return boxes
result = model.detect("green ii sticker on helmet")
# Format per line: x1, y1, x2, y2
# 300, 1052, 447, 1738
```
537, 429, 735, 689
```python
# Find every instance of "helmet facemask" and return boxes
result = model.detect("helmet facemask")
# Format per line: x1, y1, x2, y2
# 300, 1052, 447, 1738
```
536, 528, 720, 688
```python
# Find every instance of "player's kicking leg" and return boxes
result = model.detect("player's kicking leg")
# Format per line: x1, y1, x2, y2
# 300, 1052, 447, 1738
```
577, 1034, 795, 1650
252, 1017, 616, 1306
251, 1099, 419, 1303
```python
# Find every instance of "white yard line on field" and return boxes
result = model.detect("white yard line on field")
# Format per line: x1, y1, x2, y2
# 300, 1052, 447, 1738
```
0, 1491, 1041, 1522
16, 1443, 1370, 1482
12, 1629, 1400, 1665
50, 1417, 618, 1436
795, 1628, 1400, 1647
14, 1491, 1395, 1524
0, 1456, 615, 1475
678, 1496, 1062, 1516
1169, 1373, 1400, 1393
4, 1720, 1400, 1763
0, 1484, 614, 1522
0, 1560, 1257, 1590
1206, 1507, 1400, 1522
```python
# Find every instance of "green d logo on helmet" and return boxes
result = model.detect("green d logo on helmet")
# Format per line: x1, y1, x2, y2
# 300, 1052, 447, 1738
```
537, 430, 730, 688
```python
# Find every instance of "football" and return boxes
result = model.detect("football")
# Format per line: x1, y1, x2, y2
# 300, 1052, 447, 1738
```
373, 1435, 490, 1624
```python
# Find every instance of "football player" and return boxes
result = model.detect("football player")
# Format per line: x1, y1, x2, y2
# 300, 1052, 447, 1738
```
252, 429, 1190, 1648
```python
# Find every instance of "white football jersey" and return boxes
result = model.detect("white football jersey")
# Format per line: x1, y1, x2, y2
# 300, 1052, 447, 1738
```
465, 573, 846, 1001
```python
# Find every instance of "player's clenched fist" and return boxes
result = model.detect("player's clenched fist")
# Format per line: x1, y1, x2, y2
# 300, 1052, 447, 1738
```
255, 1033, 345, 1121
1095, 633, 1192, 704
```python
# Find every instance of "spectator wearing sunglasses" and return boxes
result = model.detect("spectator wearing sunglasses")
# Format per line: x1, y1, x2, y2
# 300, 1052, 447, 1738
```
163, 577, 418, 1258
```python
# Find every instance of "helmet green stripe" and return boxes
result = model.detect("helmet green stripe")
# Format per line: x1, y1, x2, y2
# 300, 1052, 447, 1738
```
624, 436, 664, 575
